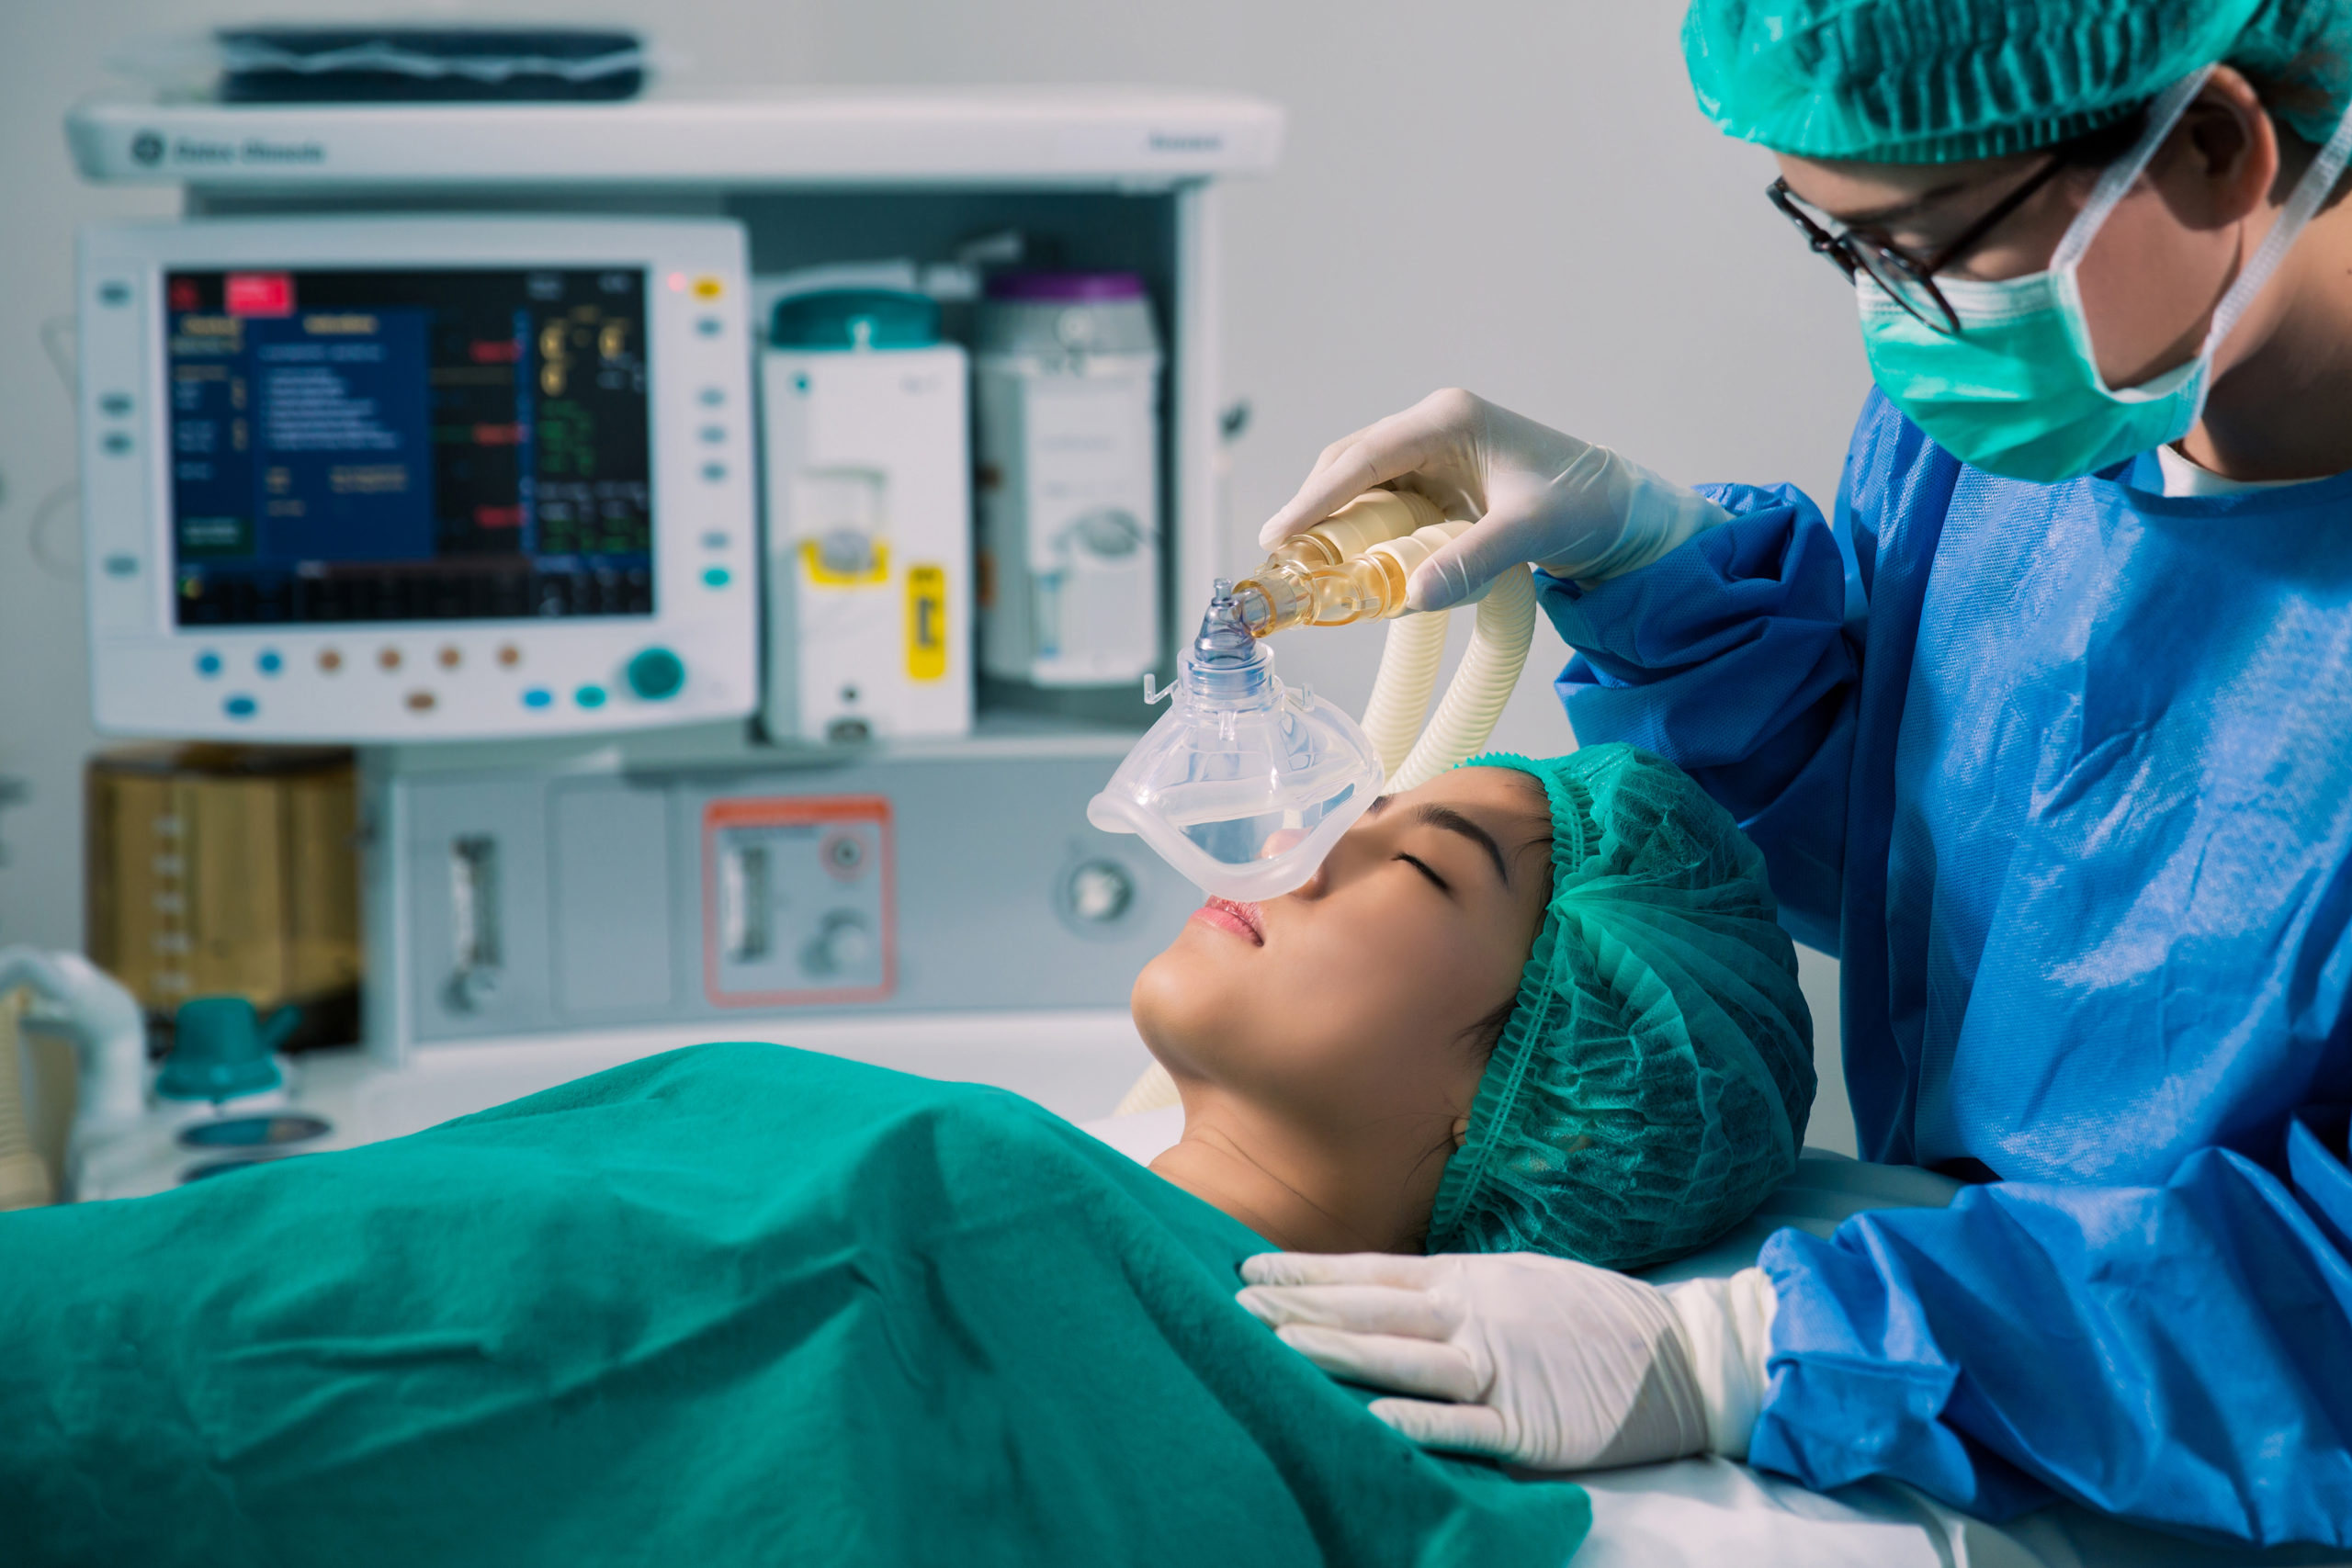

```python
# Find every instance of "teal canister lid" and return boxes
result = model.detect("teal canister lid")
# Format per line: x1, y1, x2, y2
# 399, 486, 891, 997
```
156, 996, 296, 1102
769, 288, 940, 351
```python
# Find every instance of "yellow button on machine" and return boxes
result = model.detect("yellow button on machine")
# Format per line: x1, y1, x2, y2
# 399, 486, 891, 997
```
693, 275, 725, 299
906, 564, 947, 682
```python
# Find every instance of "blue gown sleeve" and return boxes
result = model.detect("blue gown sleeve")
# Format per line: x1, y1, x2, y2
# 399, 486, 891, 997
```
1549, 390, 1962, 957
1543, 528, 1847, 953
1545, 499, 1855, 952
1751, 1109, 2352, 1544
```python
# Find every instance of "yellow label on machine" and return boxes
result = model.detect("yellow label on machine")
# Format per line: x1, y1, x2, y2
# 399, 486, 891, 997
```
906, 565, 948, 682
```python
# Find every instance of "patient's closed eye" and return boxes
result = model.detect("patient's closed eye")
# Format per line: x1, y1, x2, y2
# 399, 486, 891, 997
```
1411, 807, 1510, 886
1368, 795, 1512, 887
1396, 853, 1451, 893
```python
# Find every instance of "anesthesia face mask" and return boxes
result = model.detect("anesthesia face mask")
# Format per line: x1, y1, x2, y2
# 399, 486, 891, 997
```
1089, 489, 1541, 901
1085, 582, 1384, 901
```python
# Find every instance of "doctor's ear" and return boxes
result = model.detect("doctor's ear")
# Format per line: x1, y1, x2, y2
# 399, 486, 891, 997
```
2165, 65, 2280, 231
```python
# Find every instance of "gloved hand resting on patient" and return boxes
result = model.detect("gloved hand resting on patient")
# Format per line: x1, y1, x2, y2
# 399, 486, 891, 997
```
1238, 1247, 1781, 1473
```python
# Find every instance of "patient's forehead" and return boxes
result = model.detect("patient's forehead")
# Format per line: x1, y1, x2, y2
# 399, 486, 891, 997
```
1421, 765, 1550, 828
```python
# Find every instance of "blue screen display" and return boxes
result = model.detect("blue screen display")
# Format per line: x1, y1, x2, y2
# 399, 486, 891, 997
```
165, 266, 652, 626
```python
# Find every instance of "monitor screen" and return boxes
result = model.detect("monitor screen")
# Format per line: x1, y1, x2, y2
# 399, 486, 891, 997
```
164, 266, 653, 626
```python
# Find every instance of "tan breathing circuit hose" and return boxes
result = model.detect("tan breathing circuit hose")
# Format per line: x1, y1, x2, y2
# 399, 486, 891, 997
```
1378, 568, 1537, 791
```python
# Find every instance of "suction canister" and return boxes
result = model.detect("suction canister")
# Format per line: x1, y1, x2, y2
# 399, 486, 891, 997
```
975, 273, 1163, 691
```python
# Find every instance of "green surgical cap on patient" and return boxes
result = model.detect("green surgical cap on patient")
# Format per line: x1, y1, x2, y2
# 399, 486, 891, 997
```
1426, 744, 1814, 1271
1681, 0, 2352, 163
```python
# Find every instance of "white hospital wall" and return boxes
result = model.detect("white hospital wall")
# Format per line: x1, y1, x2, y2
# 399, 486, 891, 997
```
0, 0, 1871, 1153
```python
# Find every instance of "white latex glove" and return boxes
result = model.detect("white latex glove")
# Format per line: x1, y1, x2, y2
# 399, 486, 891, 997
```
1256, 389, 1731, 612
1237, 1251, 1777, 1472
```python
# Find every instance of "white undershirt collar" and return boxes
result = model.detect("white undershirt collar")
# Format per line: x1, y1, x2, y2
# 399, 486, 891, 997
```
2154, 443, 2316, 498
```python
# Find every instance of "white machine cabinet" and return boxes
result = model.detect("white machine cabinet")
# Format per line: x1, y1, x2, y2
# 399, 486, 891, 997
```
69, 86, 1283, 1071
762, 325, 972, 743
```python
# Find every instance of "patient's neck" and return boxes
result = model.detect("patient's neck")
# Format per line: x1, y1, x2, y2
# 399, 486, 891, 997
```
1148, 1084, 1445, 1254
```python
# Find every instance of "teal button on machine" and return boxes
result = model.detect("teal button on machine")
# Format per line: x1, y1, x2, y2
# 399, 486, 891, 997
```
627, 647, 686, 701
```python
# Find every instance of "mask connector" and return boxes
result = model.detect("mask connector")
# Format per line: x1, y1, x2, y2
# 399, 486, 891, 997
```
1230, 491, 1469, 636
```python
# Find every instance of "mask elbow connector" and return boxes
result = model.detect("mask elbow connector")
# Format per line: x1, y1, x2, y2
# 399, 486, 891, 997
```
1286, 487, 1444, 564
1237, 491, 1468, 637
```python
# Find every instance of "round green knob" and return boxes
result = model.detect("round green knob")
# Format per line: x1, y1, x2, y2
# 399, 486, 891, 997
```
627, 647, 685, 701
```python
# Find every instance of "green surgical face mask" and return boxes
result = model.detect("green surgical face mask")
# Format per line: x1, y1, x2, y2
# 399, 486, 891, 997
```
1858, 67, 2352, 485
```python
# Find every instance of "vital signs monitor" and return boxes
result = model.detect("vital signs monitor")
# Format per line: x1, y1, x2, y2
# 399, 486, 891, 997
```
76, 217, 756, 739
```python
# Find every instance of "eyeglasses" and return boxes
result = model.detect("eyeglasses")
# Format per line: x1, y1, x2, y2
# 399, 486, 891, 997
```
1768, 157, 2070, 335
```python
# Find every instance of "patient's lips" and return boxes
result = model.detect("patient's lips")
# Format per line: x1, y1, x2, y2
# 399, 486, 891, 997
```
1190, 897, 1265, 946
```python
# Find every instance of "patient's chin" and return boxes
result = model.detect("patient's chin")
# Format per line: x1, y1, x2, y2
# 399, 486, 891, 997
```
1128, 947, 1233, 1079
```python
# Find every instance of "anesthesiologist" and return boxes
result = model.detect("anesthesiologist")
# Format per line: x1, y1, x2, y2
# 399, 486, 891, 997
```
1235, 0, 2352, 1546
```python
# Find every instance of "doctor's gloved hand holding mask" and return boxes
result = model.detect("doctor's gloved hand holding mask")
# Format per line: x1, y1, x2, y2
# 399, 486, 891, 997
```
1253, 391, 1734, 611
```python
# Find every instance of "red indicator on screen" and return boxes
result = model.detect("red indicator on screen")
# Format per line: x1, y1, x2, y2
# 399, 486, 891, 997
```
168, 278, 201, 313
469, 338, 523, 365
224, 273, 294, 317
473, 505, 525, 529
471, 423, 524, 447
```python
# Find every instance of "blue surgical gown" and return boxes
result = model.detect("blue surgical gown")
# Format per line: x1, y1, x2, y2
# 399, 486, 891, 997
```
1550, 389, 2352, 1546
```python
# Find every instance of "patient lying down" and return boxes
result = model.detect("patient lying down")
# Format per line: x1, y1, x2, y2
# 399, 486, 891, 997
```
0, 745, 1811, 1566
1138, 745, 1815, 1271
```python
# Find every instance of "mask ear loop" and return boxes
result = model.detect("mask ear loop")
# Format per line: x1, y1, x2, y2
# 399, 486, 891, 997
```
2052, 67, 2215, 274
2199, 76, 2352, 355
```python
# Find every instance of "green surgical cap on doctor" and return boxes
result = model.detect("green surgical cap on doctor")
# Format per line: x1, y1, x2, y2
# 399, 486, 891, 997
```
1681, 0, 2352, 163
1426, 744, 1814, 1271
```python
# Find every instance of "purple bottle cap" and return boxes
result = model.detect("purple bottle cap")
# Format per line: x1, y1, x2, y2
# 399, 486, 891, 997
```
984, 271, 1147, 303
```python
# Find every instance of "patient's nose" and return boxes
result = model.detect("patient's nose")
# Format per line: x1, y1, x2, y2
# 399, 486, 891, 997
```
1283, 811, 1388, 901
1257, 826, 1312, 861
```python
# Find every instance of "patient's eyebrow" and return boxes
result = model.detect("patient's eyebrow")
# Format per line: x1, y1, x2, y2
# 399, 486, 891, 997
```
1411, 805, 1511, 887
